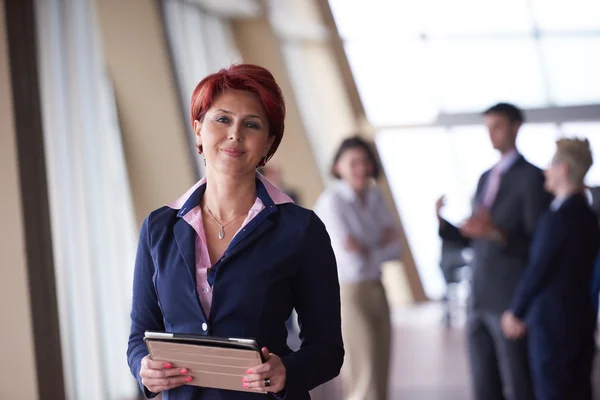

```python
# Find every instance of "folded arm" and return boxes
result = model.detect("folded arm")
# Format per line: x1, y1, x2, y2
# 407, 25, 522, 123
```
510, 212, 565, 319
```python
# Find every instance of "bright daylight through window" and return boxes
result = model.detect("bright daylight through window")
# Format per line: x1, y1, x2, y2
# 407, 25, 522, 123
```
329, 0, 600, 298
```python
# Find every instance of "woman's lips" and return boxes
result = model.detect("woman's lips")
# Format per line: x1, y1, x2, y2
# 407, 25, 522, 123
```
221, 147, 245, 157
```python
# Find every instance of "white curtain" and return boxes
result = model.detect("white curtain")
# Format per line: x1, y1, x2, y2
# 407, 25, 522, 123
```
35, 0, 138, 399
163, 0, 241, 174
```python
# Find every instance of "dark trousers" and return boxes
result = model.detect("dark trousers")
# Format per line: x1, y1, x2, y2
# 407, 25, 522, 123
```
467, 311, 534, 400
528, 325, 595, 400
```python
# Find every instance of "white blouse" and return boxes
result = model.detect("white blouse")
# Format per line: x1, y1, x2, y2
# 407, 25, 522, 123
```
314, 180, 402, 284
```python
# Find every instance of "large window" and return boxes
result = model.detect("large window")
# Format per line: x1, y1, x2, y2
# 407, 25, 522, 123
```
329, 0, 600, 298
330, 0, 600, 126
376, 125, 600, 297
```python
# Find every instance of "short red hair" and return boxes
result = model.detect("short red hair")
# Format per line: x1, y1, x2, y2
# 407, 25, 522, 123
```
190, 64, 286, 161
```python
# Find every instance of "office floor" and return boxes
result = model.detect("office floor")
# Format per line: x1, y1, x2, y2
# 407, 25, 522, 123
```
310, 302, 600, 400
387, 303, 471, 399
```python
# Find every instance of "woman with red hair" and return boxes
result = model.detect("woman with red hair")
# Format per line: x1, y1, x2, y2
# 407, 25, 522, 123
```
127, 64, 343, 400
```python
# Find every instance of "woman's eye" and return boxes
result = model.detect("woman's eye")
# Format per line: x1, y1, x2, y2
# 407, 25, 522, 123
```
245, 121, 260, 129
216, 116, 230, 123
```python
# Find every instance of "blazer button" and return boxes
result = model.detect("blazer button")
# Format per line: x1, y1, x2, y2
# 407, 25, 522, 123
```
202, 322, 208, 332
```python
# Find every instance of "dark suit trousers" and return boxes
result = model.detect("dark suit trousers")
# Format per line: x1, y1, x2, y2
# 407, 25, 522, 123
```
528, 325, 595, 400
467, 311, 533, 400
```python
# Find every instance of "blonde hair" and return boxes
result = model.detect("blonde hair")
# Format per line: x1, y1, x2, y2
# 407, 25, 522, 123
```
554, 137, 593, 185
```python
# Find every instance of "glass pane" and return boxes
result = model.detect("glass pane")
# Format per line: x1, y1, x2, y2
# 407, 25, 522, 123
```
540, 38, 600, 105
329, 0, 533, 38
531, 0, 600, 32
328, 0, 424, 39
345, 41, 439, 126
376, 128, 454, 299
423, 0, 533, 35
448, 124, 561, 210
560, 122, 600, 185
376, 122, 600, 301
516, 123, 561, 169
431, 38, 547, 112
448, 125, 498, 220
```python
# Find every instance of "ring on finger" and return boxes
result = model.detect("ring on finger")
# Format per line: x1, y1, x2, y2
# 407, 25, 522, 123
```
264, 378, 271, 387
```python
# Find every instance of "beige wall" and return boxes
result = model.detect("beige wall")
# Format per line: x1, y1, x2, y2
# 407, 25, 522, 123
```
231, 17, 324, 207
94, 0, 197, 225
0, 1, 39, 398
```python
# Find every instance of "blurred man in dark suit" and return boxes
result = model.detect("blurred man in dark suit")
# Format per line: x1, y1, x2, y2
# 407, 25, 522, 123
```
503, 137, 600, 400
438, 103, 551, 400
588, 186, 600, 316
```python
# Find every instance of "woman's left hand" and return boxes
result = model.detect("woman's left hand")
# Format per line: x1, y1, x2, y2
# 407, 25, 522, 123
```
243, 347, 286, 393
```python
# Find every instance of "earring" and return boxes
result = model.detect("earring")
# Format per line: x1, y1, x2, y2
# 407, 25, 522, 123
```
196, 144, 203, 155
259, 157, 267, 167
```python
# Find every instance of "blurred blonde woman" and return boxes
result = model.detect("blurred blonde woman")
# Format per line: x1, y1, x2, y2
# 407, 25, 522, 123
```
314, 136, 402, 400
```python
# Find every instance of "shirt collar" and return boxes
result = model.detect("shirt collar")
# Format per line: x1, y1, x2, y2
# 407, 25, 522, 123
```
494, 149, 520, 174
166, 172, 295, 217
550, 195, 567, 211
551, 191, 591, 212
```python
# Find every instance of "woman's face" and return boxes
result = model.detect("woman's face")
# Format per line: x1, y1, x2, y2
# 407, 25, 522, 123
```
334, 147, 373, 192
194, 89, 274, 177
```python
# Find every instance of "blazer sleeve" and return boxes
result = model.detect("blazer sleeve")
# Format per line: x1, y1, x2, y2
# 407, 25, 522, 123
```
127, 216, 165, 398
500, 170, 551, 257
313, 192, 353, 243
313, 192, 367, 270
510, 211, 565, 319
438, 218, 471, 247
522, 170, 553, 237
437, 173, 486, 247
280, 211, 344, 392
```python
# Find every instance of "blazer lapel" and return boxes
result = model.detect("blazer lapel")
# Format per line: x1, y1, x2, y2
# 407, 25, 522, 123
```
207, 209, 276, 287
490, 156, 524, 212
222, 179, 280, 263
173, 218, 196, 275
474, 170, 490, 209
226, 215, 275, 260
173, 218, 208, 317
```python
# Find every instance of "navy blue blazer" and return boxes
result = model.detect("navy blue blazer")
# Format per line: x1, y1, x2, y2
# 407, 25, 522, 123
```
511, 193, 600, 337
127, 178, 344, 400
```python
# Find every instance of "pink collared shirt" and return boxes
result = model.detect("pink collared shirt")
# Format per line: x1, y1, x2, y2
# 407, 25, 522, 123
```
166, 173, 294, 317
482, 149, 520, 209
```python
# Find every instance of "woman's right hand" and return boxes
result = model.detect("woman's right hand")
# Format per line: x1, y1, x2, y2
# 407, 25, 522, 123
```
140, 355, 193, 393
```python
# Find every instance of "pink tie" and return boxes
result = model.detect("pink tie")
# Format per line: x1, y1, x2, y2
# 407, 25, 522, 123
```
482, 166, 502, 209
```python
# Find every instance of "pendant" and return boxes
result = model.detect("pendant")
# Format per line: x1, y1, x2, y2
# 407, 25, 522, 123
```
218, 228, 224, 240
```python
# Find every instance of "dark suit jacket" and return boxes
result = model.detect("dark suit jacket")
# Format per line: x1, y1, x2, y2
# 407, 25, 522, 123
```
588, 187, 600, 311
589, 186, 600, 216
439, 155, 551, 313
511, 193, 600, 335
127, 179, 344, 400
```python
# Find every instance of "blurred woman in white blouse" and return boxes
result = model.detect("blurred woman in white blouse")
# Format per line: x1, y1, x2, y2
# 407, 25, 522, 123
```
314, 136, 402, 400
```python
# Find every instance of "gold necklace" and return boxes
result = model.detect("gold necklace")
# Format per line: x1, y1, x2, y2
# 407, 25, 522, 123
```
204, 206, 246, 240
